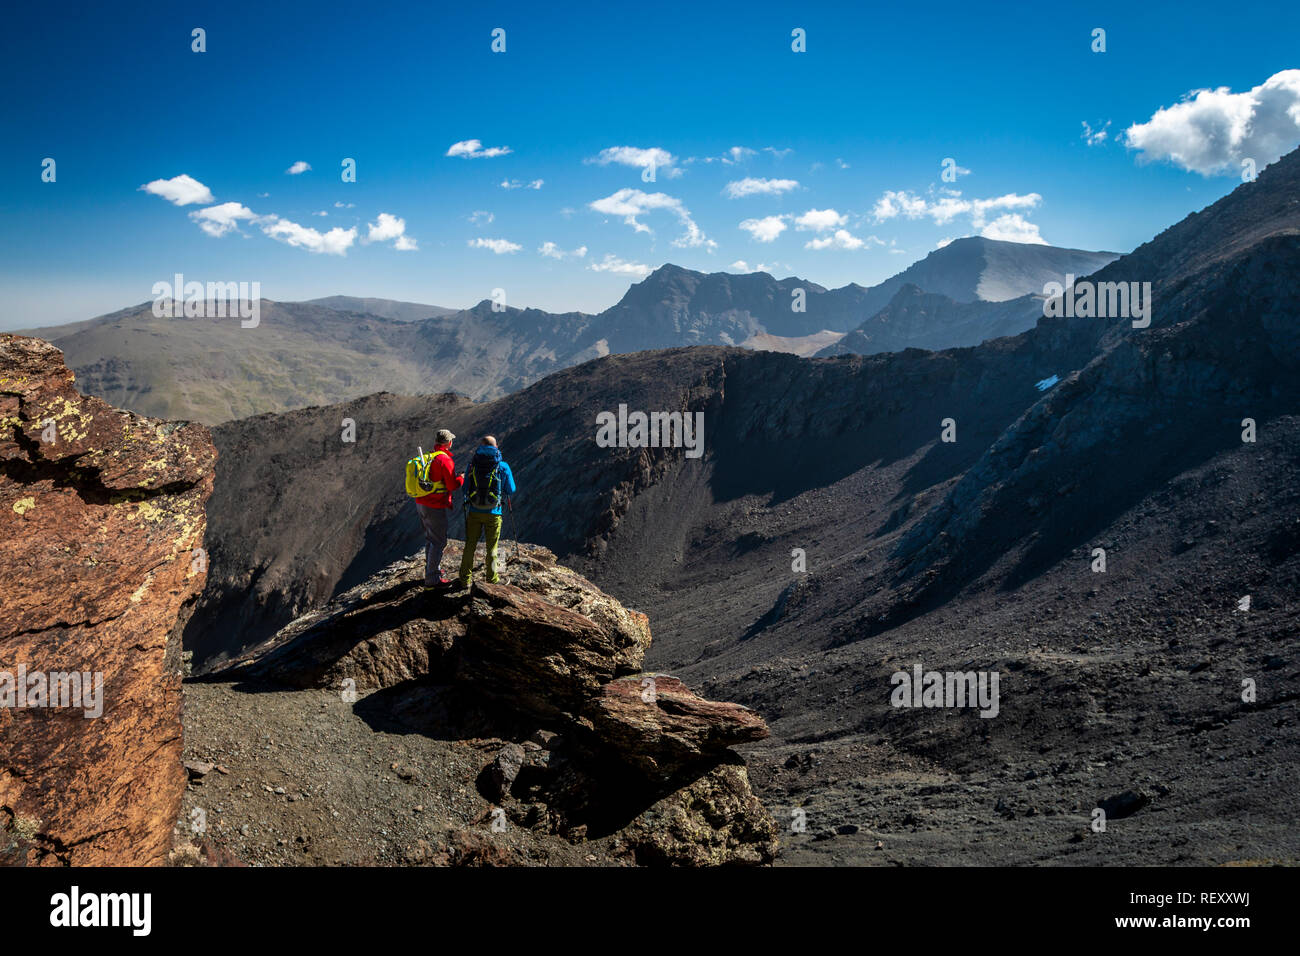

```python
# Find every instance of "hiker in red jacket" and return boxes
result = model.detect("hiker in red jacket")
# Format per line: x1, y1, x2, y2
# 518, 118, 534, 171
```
415, 428, 464, 587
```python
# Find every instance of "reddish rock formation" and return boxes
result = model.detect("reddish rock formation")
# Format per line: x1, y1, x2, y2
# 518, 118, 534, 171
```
0, 335, 215, 865
585, 675, 770, 781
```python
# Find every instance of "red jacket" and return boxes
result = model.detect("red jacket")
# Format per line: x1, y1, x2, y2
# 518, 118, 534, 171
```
415, 445, 463, 509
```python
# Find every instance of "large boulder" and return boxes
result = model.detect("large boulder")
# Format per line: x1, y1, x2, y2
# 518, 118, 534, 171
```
223, 544, 650, 702
584, 675, 769, 781
0, 335, 215, 865
622, 757, 779, 866
216, 542, 777, 864
460, 567, 652, 721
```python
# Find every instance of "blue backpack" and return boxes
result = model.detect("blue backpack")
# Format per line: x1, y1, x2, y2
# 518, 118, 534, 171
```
465, 447, 503, 512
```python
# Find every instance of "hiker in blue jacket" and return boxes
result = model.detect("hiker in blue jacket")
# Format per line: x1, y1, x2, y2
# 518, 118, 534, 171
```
457, 436, 517, 586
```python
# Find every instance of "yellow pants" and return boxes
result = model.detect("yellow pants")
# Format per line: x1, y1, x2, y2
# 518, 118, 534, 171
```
460, 511, 503, 584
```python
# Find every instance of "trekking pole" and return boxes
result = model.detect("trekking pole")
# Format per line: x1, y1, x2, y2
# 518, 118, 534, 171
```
507, 495, 519, 563
415, 446, 429, 493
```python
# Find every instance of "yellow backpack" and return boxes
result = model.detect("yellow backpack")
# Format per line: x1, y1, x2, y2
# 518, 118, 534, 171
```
404, 449, 449, 498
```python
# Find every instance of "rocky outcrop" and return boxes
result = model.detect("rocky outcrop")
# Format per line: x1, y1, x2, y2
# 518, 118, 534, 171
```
620, 756, 782, 866
214, 542, 778, 864
585, 676, 770, 782
0, 334, 215, 866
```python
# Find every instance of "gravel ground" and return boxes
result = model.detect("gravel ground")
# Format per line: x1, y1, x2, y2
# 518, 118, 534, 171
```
179, 681, 629, 866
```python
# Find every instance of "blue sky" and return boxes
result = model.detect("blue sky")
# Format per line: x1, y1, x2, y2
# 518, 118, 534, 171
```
3, 0, 1299, 328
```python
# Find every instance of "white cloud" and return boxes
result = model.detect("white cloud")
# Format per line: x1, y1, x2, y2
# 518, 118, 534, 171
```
589, 188, 714, 249
446, 139, 513, 159
286, 161, 312, 175
793, 208, 847, 232
1081, 120, 1111, 146
724, 177, 800, 198
871, 191, 926, 220
140, 174, 214, 206
585, 146, 681, 178
763, 147, 793, 160
730, 260, 780, 273
365, 213, 405, 242
539, 241, 588, 259
872, 189, 1042, 229
979, 213, 1047, 244
835, 158, 850, 169
261, 217, 357, 255
1125, 70, 1300, 175
188, 202, 257, 237
500, 178, 544, 190
365, 212, 416, 249
469, 210, 494, 225
148, 181, 415, 255
334, 201, 354, 208
967, 194, 1041, 227
469, 237, 522, 254
805, 229, 880, 251
738, 215, 788, 243
589, 254, 651, 277
694, 146, 757, 165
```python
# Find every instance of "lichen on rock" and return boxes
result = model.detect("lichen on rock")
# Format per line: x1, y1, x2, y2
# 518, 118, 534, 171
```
0, 334, 216, 866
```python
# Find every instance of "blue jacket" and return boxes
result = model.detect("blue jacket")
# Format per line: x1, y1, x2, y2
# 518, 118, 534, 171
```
462, 446, 516, 515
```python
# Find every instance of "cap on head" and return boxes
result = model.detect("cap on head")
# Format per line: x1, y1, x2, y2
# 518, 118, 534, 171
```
436, 428, 456, 444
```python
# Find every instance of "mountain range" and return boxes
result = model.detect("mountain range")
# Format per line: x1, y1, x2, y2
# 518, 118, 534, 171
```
306, 295, 457, 321
16, 238, 1118, 424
